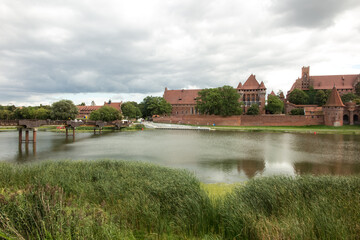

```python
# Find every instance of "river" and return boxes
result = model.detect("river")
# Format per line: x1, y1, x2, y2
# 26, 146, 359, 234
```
0, 129, 359, 183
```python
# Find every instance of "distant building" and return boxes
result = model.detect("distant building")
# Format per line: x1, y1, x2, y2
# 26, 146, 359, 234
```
163, 74, 267, 115
76, 100, 122, 119
287, 66, 360, 97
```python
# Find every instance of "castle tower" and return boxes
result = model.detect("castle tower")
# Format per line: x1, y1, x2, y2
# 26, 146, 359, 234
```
301, 66, 310, 89
237, 74, 266, 114
322, 85, 345, 126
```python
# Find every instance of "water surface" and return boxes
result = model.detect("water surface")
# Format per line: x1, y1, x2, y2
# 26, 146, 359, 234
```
0, 130, 359, 183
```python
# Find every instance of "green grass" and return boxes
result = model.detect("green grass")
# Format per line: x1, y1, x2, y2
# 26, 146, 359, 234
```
210, 125, 360, 134
0, 161, 359, 239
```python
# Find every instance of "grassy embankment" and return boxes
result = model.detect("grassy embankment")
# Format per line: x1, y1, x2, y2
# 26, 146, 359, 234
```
210, 125, 360, 134
0, 160, 359, 239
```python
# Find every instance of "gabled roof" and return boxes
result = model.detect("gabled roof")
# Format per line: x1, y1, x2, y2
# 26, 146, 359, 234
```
311, 74, 358, 90
324, 86, 345, 107
104, 102, 122, 111
258, 81, 265, 89
237, 82, 243, 89
270, 90, 276, 96
163, 89, 200, 105
241, 74, 260, 89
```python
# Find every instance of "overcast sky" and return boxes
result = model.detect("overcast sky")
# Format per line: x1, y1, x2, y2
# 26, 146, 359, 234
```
1, 0, 360, 106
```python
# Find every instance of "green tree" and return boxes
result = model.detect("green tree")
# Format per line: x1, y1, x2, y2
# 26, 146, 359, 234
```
305, 86, 316, 104
121, 102, 142, 119
266, 95, 284, 114
246, 104, 260, 115
341, 93, 357, 103
314, 90, 328, 106
13, 107, 36, 119
140, 96, 172, 117
288, 89, 309, 105
90, 106, 122, 121
50, 100, 78, 120
289, 108, 304, 115
0, 110, 13, 120
355, 82, 360, 96
35, 108, 51, 120
196, 86, 242, 116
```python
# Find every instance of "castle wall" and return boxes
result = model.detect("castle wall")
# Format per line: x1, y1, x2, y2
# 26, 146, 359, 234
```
154, 114, 324, 126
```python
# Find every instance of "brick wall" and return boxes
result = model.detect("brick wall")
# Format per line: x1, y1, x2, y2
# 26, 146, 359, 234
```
154, 114, 324, 126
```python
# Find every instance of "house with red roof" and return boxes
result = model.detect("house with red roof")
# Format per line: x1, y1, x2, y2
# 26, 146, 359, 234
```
76, 100, 122, 119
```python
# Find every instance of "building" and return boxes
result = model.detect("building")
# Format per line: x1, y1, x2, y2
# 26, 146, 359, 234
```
77, 100, 122, 119
163, 74, 267, 115
237, 74, 266, 114
287, 66, 360, 97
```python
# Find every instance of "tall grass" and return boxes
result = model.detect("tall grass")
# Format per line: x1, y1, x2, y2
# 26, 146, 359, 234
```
0, 161, 359, 239
220, 176, 360, 239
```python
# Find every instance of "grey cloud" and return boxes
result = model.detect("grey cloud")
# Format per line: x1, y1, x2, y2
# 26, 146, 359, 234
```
271, 0, 360, 28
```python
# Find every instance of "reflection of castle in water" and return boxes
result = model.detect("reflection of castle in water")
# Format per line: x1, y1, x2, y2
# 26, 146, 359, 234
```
237, 159, 265, 179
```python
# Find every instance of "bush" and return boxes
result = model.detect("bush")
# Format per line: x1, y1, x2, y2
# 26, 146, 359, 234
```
246, 104, 260, 115
290, 108, 304, 115
90, 106, 122, 121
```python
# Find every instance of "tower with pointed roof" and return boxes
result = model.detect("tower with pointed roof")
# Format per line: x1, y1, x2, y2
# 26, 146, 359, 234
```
323, 85, 345, 126
237, 74, 266, 114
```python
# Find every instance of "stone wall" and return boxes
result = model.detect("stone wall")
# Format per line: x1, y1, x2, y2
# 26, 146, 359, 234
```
153, 114, 324, 126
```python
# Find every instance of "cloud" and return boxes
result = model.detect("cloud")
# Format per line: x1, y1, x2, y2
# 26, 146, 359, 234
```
271, 0, 360, 28
0, 0, 360, 105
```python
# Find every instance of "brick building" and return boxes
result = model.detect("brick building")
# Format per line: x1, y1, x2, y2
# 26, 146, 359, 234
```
287, 66, 360, 97
163, 74, 267, 115
77, 100, 122, 119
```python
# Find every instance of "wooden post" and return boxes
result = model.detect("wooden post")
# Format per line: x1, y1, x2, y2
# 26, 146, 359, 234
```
94, 128, 96, 134
18, 128, 22, 143
66, 127, 68, 137
99, 128, 102, 134
72, 127, 75, 141
25, 130, 29, 143
33, 128, 37, 143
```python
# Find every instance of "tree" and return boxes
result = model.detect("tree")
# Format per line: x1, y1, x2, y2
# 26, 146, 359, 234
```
140, 96, 172, 117
341, 93, 357, 103
289, 108, 304, 115
305, 86, 316, 104
196, 86, 242, 116
266, 95, 284, 114
51, 100, 78, 120
355, 82, 360, 96
0, 110, 13, 120
79, 102, 86, 106
35, 108, 51, 119
246, 104, 260, 115
288, 89, 309, 105
90, 106, 122, 121
314, 90, 328, 106
121, 102, 142, 119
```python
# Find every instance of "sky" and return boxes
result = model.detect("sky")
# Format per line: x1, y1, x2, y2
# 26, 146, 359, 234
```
1, 0, 360, 106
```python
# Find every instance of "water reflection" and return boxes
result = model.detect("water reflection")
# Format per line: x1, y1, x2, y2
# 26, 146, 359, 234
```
0, 130, 360, 183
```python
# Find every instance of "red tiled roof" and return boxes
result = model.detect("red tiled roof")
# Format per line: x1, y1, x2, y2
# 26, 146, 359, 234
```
325, 86, 345, 107
311, 75, 358, 90
258, 81, 266, 89
77, 106, 102, 111
104, 102, 122, 111
241, 74, 260, 89
163, 89, 200, 105
270, 90, 276, 96
237, 82, 243, 89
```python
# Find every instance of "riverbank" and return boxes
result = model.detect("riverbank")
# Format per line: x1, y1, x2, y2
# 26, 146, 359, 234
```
210, 125, 360, 134
0, 160, 358, 239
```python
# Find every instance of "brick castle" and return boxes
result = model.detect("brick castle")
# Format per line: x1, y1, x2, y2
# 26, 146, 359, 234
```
161, 66, 360, 126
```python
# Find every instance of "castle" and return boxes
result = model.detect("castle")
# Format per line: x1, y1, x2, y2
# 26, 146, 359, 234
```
161, 67, 360, 127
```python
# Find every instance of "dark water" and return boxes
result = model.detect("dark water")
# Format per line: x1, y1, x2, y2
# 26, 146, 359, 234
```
0, 130, 359, 183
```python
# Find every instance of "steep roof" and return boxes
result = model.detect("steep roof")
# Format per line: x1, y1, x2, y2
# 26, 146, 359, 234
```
270, 90, 276, 96
237, 82, 243, 89
104, 102, 122, 111
311, 74, 358, 90
258, 81, 266, 89
324, 86, 345, 107
163, 89, 200, 105
241, 74, 260, 89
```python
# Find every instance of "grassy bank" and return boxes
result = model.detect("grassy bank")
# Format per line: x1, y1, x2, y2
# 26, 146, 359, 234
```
211, 125, 360, 134
0, 161, 359, 239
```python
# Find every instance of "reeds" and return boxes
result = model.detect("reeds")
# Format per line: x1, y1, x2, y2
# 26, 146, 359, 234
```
0, 161, 359, 239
